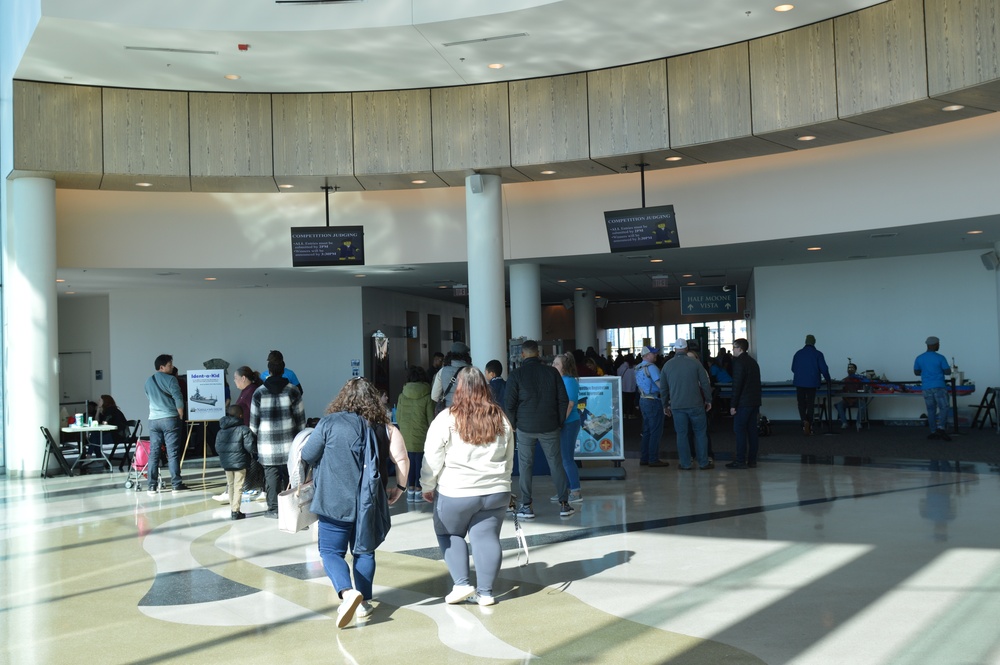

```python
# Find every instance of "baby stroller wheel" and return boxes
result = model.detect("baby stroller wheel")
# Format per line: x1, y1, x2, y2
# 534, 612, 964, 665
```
124, 479, 134, 489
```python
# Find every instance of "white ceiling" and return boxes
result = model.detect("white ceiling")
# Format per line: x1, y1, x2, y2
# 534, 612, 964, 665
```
20, 0, 886, 93
20, 0, 1000, 304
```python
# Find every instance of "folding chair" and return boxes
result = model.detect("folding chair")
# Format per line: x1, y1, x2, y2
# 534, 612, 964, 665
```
40, 426, 74, 478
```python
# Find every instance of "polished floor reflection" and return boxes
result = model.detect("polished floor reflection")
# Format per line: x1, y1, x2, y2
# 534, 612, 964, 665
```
2, 454, 999, 664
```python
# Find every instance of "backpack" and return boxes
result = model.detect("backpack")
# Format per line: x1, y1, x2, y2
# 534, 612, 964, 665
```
434, 371, 458, 416
353, 421, 391, 555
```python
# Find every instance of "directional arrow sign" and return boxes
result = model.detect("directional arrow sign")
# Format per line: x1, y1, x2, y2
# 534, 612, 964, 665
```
680, 285, 738, 315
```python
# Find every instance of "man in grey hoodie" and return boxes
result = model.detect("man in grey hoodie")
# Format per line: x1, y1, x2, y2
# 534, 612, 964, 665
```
144, 354, 186, 494
660, 339, 714, 470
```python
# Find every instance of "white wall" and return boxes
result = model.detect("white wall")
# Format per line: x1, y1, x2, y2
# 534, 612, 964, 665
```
107, 287, 364, 422
753, 250, 999, 420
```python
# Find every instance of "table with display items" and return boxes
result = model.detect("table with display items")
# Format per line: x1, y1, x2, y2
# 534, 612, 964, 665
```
61, 424, 118, 473
716, 380, 974, 432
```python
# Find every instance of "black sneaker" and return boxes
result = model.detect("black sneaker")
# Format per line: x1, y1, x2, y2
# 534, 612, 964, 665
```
725, 461, 747, 469
936, 429, 952, 442
514, 504, 535, 519
927, 431, 941, 440
172, 483, 191, 492
700, 461, 715, 470
231, 511, 245, 521
559, 502, 575, 517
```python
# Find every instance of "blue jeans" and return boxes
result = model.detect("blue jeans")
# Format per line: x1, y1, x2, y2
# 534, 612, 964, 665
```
672, 407, 710, 468
407, 452, 423, 488
317, 515, 376, 601
733, 406, 759, 464
923, 387, 950, 432
559, 420, 582, 491
516, 429, 567, 505
639, 398, 664, 463
835, 399, 867, 426
147, 416, 182, 489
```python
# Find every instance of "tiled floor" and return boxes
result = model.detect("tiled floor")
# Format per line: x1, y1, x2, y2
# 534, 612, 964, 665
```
2, 453, 999, 664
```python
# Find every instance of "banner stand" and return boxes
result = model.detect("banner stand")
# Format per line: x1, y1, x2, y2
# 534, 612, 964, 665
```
180, 421, 212, 479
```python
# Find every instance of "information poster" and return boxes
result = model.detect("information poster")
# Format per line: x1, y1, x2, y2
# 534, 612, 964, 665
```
186, 369, 225, 421
573, 376, 624, 460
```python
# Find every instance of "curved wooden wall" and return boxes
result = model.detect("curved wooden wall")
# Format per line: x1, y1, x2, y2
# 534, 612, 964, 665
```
11, 0, 1000, 194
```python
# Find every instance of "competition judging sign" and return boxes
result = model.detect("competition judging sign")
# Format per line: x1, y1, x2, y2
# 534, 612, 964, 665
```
186, 369, 225, 421
573, 376, 624, 461
291, 226, 365, 267
603, 204, 680, 253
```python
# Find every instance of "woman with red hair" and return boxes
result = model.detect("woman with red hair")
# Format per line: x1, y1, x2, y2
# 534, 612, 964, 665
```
421, 366, 515, 607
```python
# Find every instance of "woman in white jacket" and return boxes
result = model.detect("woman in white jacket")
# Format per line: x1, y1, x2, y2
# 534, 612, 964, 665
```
421, 366, 515, 607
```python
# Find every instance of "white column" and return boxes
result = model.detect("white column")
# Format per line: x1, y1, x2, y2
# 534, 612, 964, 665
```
574, 290, 597, 353
509, 263, 542, 342
466, 174, 507, 375
6, 178, 59, 475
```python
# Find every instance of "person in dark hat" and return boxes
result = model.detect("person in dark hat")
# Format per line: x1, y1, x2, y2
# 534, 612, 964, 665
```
914, 336, 952, 441
431, 341, 471, 411
791, 334, 831, 435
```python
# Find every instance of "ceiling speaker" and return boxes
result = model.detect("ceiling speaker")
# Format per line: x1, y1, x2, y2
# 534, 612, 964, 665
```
469, 174, 484, 194
981, 251, 999, 271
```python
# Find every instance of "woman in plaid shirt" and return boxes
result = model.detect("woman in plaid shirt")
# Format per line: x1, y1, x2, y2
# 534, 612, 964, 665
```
250, 358, 306, 517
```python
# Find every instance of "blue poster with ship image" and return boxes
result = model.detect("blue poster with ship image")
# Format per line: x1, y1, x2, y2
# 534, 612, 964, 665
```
574, 376, 623, 460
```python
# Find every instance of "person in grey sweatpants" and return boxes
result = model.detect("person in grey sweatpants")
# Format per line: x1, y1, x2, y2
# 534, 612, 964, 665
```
421, 367, 516, 606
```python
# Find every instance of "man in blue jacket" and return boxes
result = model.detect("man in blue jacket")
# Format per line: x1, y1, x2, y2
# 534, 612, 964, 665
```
791, 334, 831, 435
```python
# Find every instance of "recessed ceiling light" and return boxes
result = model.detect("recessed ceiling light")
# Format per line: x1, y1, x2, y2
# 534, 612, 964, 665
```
682, 273, 693, 277
797, 135, 816, 141
278, 184, 294, 189
411, 179, 427, 185
575, 287, 584, 291
355, 274, 366, 278
557, 279, 568, 283
65, 291, 76, 295
136, 182, 152, 187
204, 277, 217, 281
224, 74, 241, 80
686, 282, 696, 286
665, 156, 683, 162
967, 230, 984, 234
488, 63, 504, 70
540, 170, 557, 175
650, 259, 663, 263
774, 4, 794, 11
438, 285, 448, 289
807, 246, 822, 251
942, 104, 964, 112
56, 279, 65, 283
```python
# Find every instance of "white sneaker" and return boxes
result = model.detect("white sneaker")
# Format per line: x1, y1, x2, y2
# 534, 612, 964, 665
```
356, 601, 374, 620
470, 593, 496, 606
445, 584, 475, 604
840, 422, 848, 429
337, 589, 363, 628
212, 492, 229, 502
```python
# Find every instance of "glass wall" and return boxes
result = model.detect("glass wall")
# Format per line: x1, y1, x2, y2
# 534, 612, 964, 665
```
662, 321, 748, 358
605, 325, 658, 356
604, 319, 749, 358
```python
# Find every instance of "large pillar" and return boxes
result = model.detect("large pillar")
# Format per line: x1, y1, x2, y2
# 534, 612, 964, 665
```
509, 263, 542, 343
6, 178, 59, 476
466, 174, 507, 375
574, 289, 598, 353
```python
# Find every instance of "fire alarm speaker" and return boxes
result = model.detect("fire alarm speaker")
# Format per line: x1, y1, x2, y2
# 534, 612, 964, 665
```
469, 174, 484, 194
981, 251, 999, 271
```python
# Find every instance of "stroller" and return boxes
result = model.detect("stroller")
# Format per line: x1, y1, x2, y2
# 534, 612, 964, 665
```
124, 437, 163, 490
